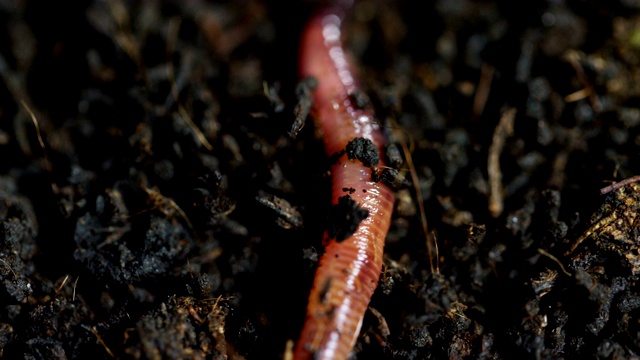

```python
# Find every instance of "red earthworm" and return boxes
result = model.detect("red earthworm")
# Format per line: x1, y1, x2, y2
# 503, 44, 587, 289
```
294, 7, 395, 360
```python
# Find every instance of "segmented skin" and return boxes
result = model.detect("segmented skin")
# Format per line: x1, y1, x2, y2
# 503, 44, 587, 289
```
294, 9, 395, 360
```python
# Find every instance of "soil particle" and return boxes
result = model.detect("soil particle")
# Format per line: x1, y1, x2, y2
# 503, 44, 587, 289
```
372, 167, 403, 189
327, 195, 369, 242
345, 137, 380, 168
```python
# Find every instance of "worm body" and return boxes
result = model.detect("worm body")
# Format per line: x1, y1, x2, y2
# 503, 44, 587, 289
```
295, 9, 395, 360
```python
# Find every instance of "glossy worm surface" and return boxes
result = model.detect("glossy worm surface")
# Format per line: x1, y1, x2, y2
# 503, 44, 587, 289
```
294, 9, 395, 360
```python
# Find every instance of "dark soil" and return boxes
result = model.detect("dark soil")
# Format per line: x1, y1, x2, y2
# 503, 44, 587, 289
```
2, 1, 640, 359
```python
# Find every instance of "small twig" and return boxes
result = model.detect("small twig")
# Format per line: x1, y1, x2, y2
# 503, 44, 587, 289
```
143, 186, 195, 233
83, 325, 115, 358
432, 231, 440, 274
55, 275, 70, 294
166, 17, 214, 151
368, 306, 391, 339
564, 87, 592, 102
471, 63, 495, 121
564, 50, 601, 112
289, 77, 318, 138
283, 340, 294, 360
263, 81, 285, 113
73, 276, 80, 302
388, 117, 436, 273
537, 248, 571, 276
599, 175, 640, 195
20, 100, 52, 173
108, 1, 142, 70
488, 108, 516, 218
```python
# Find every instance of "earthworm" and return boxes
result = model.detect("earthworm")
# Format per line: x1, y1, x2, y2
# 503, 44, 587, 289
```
294, 7, 395, 360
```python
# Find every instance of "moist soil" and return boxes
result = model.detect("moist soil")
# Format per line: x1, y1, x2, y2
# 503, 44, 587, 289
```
2, 1, 640, 359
